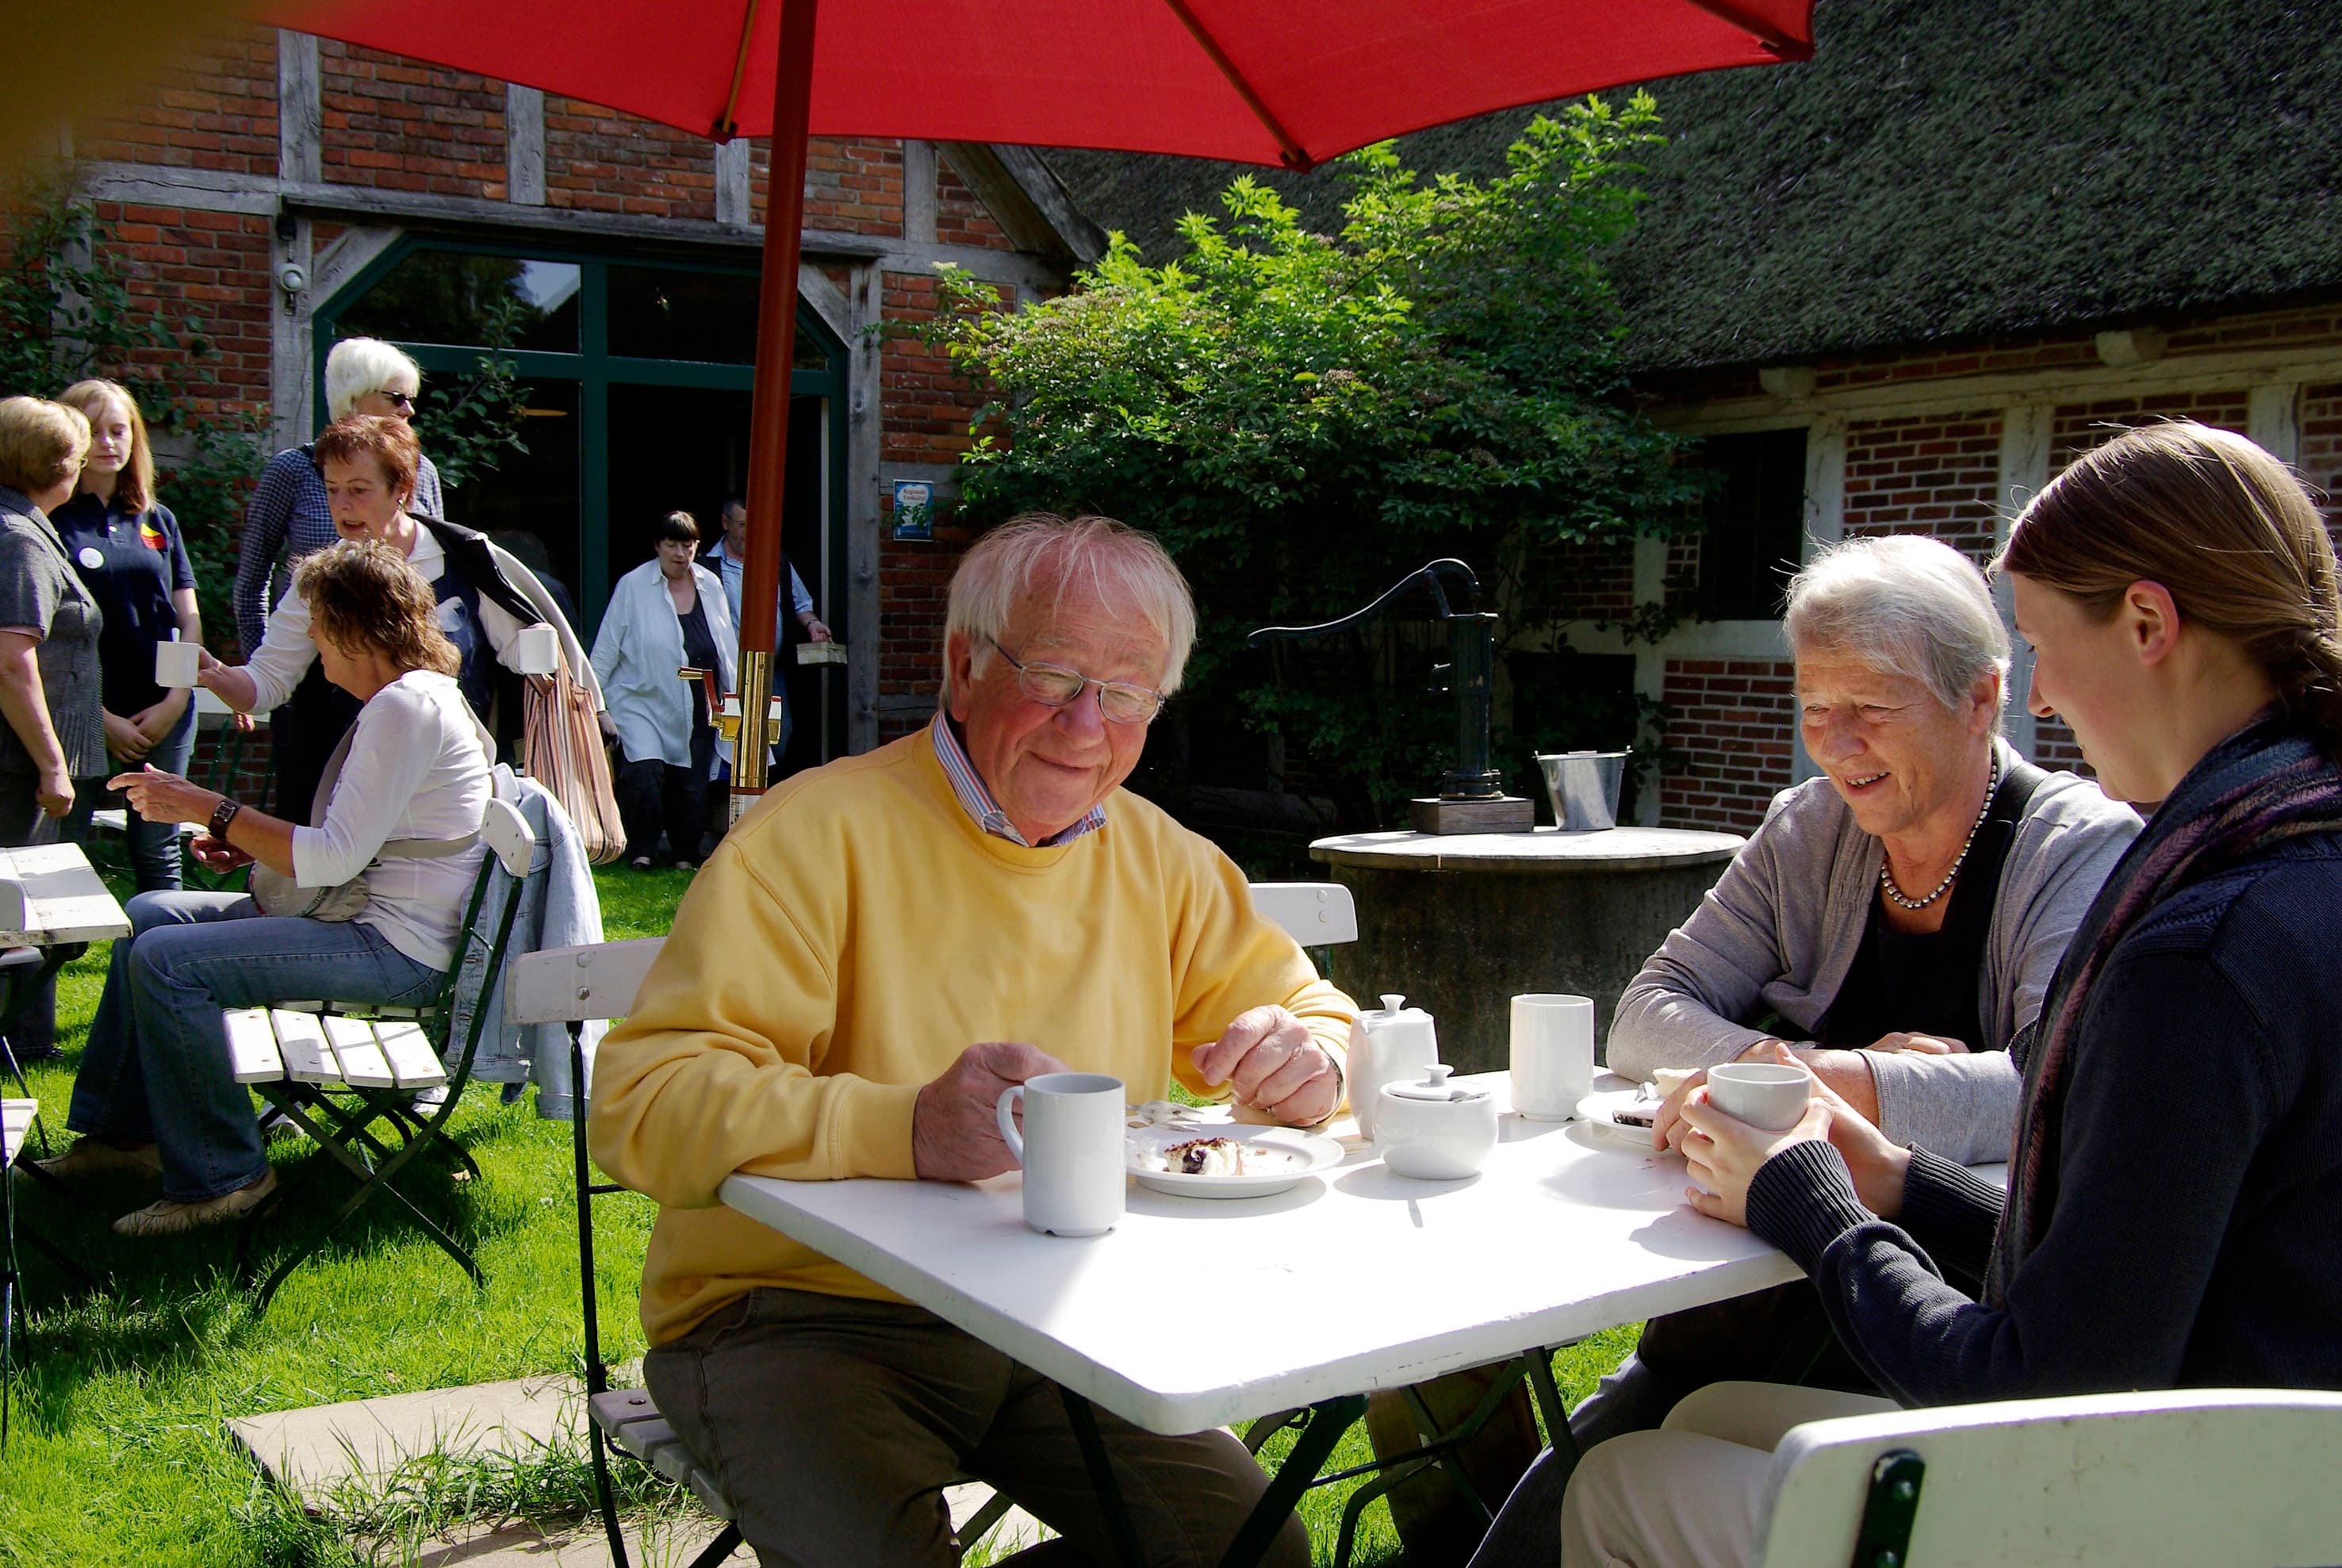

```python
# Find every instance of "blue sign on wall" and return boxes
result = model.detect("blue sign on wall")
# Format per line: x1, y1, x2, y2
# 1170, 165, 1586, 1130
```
891, 480, 934, 540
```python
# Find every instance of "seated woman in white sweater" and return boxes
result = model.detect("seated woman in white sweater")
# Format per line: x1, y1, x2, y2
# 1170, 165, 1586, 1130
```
40, 540, 493, 1236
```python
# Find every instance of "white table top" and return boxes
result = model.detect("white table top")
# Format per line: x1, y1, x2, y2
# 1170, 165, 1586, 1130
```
0, 842, 130, 948
723, 1072, 1815, 1436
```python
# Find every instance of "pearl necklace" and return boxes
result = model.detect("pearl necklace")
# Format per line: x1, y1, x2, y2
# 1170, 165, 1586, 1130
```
1879, 753, 2000, 911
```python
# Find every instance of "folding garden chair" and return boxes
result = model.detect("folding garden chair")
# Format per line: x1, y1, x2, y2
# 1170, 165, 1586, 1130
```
506, 937, 1023, 1567
1751, 1385, 2342, 1566
226, 792, 537, 1313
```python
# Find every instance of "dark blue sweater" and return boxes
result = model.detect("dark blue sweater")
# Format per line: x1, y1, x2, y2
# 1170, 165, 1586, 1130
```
1746, 832, 2342, 1406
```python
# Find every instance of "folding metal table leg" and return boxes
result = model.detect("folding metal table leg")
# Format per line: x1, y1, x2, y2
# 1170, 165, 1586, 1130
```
1060, 1385, 1146, 1568
1222, 1394, 1368, 1568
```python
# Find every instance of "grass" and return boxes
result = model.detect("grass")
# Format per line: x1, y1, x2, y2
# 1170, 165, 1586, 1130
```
1, 861, 1633, 1566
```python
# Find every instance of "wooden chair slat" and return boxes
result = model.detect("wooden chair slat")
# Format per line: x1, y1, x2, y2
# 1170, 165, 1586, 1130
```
324, 1015, 396, 1088
1, 1098, 35, 1166
271, 1010, 341, 1086
225, 1007, 286, 1084
373, 1021, 446, 1089
588, 1388, 663, 1438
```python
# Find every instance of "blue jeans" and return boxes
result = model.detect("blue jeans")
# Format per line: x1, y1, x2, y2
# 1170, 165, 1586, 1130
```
67, 702, 198, 891
66, 891, 442, 1202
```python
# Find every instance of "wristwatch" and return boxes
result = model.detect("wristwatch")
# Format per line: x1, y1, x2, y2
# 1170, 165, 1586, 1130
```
209, 798, 242, 839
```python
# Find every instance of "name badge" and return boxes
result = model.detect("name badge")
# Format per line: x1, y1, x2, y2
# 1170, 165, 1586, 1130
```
77, 546, 104, 570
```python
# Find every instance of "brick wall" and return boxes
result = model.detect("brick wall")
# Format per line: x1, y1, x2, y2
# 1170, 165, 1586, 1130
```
73, 24, 278, 175
880, 270, 994, 466
2300, 383, 2342, 539
2049, 389, 2250, 472
753, 138, 904, 235
876, 519, 969, 742
1657, 658, 1796, 832
936, 159, 1012, 251
544, 99, 715, 220
91, 202, 274, 418
1841, 409, 2004, 565
1529, 540, 1636, 623
320, 42, 507, 199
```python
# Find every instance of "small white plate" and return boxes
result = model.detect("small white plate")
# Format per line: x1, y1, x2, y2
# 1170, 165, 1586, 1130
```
1125, 1125, 1345, 1198
1575, 1087, 1662, 1148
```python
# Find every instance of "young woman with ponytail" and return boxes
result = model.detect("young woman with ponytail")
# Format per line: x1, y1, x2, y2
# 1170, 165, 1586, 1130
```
1555, 422, 2342, 1568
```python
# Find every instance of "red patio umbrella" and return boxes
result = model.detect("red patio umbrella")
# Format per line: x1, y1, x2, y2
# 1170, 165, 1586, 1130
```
253, 0, 1814, 803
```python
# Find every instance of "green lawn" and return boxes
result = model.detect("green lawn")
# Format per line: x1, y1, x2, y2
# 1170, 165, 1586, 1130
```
1, 863, 1631, 1566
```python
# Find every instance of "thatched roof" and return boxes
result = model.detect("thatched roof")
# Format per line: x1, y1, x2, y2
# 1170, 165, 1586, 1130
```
1037, 0, 2342, 371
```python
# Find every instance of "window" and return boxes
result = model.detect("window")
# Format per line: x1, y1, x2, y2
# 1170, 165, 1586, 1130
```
334, 251, 581, 354
1693, 428, 1807, 621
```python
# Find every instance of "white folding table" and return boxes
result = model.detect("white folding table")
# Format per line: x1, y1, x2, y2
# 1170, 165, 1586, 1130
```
722, 1072, 1870, 1566
0, 840, 132, 1103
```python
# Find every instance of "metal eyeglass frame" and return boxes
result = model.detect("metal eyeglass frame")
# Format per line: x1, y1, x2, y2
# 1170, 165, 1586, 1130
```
982, 634, 1165, 724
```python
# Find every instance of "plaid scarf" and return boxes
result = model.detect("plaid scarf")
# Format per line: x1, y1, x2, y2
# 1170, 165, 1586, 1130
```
1984, 714, 2342, 1305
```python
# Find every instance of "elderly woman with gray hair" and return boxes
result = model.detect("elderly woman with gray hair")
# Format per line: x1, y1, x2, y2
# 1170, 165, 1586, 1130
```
1466, 534, 2141, 1566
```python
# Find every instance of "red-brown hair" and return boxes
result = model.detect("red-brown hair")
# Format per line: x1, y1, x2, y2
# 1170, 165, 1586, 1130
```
310, 415, 420, 505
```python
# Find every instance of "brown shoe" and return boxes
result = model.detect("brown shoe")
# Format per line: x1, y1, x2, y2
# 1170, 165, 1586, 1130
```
111, 1167, 278, 1236
32, 1137, 163, 1184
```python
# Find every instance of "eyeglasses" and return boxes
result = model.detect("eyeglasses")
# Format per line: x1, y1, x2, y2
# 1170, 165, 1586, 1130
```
378, 390, 416, 410
983, 634, 1164, 725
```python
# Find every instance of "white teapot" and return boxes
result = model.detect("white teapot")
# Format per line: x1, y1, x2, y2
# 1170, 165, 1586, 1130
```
1346, 994, 1437, 1138
1376, 1063, 1498, 1181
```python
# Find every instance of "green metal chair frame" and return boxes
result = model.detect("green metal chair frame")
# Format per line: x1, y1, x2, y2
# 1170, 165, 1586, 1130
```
232, 794, 536, 1315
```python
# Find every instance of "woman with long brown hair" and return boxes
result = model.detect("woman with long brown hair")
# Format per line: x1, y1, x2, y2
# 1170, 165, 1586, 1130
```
1559, 422, 2342, 1567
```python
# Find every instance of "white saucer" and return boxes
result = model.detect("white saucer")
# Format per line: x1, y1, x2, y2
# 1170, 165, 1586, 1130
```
1575, 1087, 1662, 1148
1125, 1125, 1345, 1199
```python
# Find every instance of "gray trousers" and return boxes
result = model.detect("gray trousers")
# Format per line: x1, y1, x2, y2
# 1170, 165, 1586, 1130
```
646, 1287, 1313, 1568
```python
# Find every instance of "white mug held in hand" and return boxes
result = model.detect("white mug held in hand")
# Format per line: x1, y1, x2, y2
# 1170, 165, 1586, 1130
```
1509, 993, 1595, 1120
1704, 1061, 1814, 1132
155, 637, 201, 689
996, 1072, 1126, 1236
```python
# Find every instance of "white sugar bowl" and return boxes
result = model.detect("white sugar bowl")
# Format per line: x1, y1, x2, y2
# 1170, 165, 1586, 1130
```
1376, 1064, 1498, 1180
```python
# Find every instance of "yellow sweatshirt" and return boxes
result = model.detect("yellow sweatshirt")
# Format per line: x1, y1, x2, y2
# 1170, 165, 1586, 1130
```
588, 729, 1358, 1344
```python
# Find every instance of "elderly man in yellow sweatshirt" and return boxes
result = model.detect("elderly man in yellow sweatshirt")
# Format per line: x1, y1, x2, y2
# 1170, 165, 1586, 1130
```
590, 512, 1355, 1567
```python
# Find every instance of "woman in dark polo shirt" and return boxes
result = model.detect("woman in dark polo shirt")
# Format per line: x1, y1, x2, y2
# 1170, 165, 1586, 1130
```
54, 378, 205, 891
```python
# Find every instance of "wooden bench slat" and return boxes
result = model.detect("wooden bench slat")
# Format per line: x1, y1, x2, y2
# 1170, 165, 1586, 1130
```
2, 1097, 35, 1166
225, 1007, 286, 1084
687, 1466, 735, 1521
373, 1021, 446, 1089
272, 1010, 341, 1086
324, 1015, 396, 1088
589, 1388, 663, 1438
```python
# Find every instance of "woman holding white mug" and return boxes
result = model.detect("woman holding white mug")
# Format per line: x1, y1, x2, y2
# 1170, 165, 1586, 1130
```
1559, 423, 2342, 1566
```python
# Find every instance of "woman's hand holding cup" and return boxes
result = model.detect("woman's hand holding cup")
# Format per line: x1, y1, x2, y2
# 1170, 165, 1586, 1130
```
1677, 1091, 1834, 1228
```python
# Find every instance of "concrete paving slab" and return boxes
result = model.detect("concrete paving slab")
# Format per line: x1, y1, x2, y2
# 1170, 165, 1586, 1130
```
230, 1374, 584, 1499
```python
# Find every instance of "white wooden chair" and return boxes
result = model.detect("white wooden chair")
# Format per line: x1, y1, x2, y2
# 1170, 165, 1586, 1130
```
226, 795, 538, 1313
1248, 880, 1359, 947
1757, 1386, 2342, 1568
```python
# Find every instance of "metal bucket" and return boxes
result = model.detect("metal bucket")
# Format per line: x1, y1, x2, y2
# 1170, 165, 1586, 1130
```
1536, 749, 1630, 832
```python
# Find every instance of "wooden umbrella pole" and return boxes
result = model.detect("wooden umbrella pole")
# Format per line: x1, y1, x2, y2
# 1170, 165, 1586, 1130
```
732, 0, 818, 815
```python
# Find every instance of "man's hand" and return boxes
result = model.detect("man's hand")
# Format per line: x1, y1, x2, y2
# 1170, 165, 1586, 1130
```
103, 710, 152, 762
803, 615, 834, 643
1678, 1092, 1834, 1229
912, 1041, 1071, 1183
1191, 1006, 1340, 1126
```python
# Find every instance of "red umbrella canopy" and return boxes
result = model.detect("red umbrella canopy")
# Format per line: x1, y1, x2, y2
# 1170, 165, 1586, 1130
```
249, 0, 1811, 803
252, 0, 1809, 169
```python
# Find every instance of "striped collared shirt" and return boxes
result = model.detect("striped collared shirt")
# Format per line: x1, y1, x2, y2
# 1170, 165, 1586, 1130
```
930, 713, 1107, 848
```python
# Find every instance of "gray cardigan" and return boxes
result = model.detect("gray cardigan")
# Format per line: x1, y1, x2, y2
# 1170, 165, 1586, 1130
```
1608, 742, 2141, 1163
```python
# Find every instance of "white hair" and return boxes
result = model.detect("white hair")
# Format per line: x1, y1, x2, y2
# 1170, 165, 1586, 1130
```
1784, 534, 2010, 715
324, 337, 424, 420
940, 514, 1196, 707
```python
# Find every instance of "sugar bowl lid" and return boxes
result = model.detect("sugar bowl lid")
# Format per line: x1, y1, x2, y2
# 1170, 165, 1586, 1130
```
1383, 1063, 1486, 1102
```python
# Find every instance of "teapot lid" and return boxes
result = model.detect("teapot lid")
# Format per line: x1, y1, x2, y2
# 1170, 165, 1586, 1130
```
1384, 1063, 1485, 1103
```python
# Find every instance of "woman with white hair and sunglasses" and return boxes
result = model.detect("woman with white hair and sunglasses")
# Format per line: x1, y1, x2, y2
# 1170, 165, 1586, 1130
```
1470, 535, 2142, 1568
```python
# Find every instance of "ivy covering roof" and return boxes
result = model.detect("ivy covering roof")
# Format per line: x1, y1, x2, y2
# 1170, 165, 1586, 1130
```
1037, 0, 2342, 371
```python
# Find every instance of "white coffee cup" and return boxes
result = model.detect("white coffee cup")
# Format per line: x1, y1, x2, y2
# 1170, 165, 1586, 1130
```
155, 638, 201, 689
1509, 993, 1596, 1120
1704, 1062, 1814, 1132
995, 1072, 1125, 1236
508, 623, 562, 677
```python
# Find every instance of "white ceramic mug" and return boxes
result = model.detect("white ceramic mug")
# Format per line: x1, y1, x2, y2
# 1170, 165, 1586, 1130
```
1509, 993, 1595, 1120
508, 623, 562, 677
996, 1072, 1125, 1236
1705, 1061, 1813, 1132
155, 638, 201, 689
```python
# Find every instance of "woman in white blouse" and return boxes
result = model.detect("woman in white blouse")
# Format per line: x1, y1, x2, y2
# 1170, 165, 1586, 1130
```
39, 541, 493, 1236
